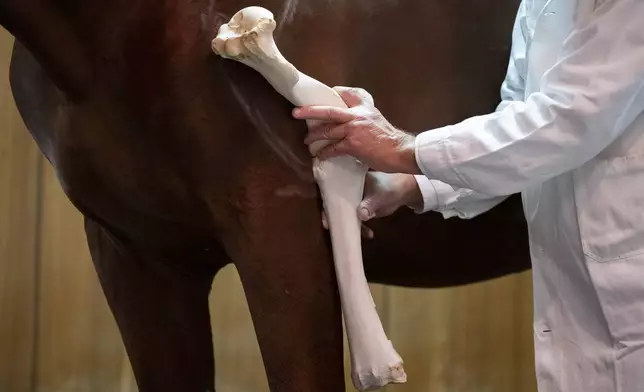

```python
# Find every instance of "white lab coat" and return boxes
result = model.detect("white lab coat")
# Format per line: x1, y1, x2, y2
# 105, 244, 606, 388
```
414, 0, 644, 390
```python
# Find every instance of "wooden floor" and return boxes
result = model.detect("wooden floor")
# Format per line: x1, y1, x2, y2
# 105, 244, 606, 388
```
0, 29, 537, 392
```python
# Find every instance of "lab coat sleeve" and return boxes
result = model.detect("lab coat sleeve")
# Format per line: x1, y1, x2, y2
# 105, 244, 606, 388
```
412, 1, 529, 218
413, 175, 511, 219
415, 0, 644, 197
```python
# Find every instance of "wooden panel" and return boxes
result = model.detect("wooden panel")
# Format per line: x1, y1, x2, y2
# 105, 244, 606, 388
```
512, 272, 536, 389
0, 29, 40, 392
35, 162, 135, 392
386, 273, 537, 392
210, 265, 270, 392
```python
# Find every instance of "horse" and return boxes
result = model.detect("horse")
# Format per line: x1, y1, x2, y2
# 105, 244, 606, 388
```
0, 0, 528, 390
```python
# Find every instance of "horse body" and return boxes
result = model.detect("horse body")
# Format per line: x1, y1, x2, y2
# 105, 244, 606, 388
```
2, 0, 527, 390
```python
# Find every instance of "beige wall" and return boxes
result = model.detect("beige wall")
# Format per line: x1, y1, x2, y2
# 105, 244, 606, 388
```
0, 29, 537, 392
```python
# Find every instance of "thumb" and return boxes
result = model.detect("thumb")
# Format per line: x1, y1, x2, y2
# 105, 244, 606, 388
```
357, 196, 379, 222
333, 86, 375, 108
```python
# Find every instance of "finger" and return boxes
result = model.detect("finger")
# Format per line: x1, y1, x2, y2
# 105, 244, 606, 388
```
358, 206, 372, 221
358, 191, 385, 222
333, 86, 375, 108
361, 224, 375, 239
321, 210, 328, 230
317, 140, 352, 160
293, 106, 354, 123
304, 123, 349, 145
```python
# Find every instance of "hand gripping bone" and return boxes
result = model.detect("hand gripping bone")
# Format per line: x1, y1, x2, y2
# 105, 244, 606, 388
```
212, 7, 406, 391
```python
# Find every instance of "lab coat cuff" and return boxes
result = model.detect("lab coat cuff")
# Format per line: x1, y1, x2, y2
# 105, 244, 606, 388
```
414, 127, 463, 186
430, 180, 459, 210
412, 175, 439, 213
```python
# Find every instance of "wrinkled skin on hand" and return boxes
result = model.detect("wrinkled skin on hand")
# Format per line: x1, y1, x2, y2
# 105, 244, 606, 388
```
295, 87, 420, 174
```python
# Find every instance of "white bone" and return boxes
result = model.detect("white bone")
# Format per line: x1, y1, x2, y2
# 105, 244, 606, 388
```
212, 7, 406, 391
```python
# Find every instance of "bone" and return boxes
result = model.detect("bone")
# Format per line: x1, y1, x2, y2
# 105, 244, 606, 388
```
212, 7, 406, 391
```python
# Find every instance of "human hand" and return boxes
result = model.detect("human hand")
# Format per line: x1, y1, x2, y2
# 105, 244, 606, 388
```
321, 171, 423, 238
292, 86, 421, 174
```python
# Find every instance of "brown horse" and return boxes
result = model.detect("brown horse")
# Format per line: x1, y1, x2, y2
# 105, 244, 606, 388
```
1, 0, 528, 391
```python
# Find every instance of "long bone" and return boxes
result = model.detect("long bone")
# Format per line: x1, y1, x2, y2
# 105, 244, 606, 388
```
211, 6, 406, 391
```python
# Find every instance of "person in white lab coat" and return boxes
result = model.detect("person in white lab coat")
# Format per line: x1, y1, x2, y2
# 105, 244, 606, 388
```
293, 0, 644, 390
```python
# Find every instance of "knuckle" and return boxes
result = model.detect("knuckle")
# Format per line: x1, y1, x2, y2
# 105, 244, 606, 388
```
346, 137, 359, 149
349, 122, 362, 133
345, 121, 357, 131
349, 109, 366, 121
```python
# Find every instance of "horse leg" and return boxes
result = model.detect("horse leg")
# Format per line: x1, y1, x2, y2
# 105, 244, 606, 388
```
84, 218, 225, 392
220, 188, 345, 392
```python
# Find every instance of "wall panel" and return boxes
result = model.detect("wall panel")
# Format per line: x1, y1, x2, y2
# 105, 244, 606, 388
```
0, 29, 40, 392
386, 274, 536, 392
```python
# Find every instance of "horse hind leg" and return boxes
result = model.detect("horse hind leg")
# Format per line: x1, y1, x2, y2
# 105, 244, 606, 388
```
84, 218, 228, 392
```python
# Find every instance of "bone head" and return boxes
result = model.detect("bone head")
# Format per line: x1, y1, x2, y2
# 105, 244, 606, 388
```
211, 7, 279, 68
